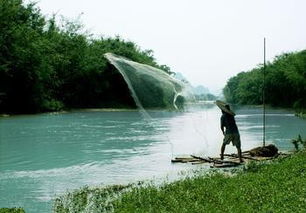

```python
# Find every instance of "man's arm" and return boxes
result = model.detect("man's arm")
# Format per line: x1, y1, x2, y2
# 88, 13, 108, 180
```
221, 115, 225, 135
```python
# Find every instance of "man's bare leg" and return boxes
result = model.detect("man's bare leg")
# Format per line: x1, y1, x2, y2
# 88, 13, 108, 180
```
237, 148, 243, 163
220, 143, 226, 160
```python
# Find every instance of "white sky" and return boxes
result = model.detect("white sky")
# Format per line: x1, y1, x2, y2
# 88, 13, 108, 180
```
27, 0, 306, 94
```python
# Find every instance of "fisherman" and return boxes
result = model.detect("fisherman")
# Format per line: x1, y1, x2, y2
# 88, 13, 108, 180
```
216, 100, 243, 163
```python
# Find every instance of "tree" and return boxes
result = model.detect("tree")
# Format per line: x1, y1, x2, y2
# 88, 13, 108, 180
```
223, 50, 306, 109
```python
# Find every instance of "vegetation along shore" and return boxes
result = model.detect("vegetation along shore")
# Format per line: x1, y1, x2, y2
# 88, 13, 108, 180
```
0, 0, 173, 114
223, 49, 306, 116
51, 145, 306, 212
1, 0, 305, 115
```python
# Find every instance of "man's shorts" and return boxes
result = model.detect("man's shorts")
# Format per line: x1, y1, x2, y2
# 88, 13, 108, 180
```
223, 133, 241, 149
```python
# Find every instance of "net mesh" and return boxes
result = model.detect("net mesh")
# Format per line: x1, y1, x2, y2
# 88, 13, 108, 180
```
104, 53, 191, 112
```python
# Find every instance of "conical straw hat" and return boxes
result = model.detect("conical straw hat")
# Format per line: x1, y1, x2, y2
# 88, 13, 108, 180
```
215, 100, 236, 116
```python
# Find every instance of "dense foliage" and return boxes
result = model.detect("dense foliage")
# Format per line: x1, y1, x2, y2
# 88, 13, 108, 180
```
54, 150, 306, 212
0, 208, 25, 213
223, 50, 306, 109
0, 0, 172, 114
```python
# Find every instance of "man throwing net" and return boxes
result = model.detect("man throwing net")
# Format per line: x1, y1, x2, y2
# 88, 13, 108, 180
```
216, 100, 243, 163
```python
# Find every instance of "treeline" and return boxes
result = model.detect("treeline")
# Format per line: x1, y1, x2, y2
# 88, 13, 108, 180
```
194, 93, 217, 101
223, 50, 306, 109
0, 0, 172, 114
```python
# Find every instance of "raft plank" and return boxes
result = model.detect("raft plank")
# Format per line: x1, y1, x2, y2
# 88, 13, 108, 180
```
171, 148, 282, 168
211, 163, 241, 168
223, 154, 260, 161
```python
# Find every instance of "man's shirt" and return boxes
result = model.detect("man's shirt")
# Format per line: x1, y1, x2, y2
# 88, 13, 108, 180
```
221, 113, 239, 134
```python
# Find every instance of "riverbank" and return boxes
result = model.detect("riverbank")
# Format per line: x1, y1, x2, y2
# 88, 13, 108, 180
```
295, 109, 306, 119
0, 107, 183, 118
54, 150, 306, 212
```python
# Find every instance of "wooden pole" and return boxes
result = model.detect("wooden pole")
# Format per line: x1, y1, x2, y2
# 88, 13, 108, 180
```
263, 38, 266, 147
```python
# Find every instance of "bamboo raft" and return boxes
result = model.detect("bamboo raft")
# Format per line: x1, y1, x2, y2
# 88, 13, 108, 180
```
171, 145, 289, 168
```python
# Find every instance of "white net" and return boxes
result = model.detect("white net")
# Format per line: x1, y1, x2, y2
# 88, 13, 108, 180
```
104, 53, 191, 112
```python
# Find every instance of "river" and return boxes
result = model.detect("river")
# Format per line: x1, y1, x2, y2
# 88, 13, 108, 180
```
1, 102, 306, 212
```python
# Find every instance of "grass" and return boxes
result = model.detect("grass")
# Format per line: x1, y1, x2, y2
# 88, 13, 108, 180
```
0, 208, 25, 213
295, 109, 306, 119
54, 151, 306, 212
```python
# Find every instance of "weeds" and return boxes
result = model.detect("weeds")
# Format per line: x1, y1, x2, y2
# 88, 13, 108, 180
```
0, 208, 25, 213
53, 184, 133, 213
291, 134, 306, 151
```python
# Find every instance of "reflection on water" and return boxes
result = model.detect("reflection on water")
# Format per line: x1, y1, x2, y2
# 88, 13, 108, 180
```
0, 103, 305, 212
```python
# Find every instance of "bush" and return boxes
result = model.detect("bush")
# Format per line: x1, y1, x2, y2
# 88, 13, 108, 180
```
291, 134, 306, 151
0, 208, 25, 213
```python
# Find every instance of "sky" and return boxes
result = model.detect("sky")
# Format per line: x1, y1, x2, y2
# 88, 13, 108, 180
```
26, 0, 306, 94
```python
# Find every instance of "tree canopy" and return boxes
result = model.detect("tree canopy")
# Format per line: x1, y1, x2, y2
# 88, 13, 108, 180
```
223, 50, 306, 109
0, 0, 173, 114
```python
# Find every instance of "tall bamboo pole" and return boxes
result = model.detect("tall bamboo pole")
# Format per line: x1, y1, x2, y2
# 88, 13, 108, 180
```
263, 38, 266, 147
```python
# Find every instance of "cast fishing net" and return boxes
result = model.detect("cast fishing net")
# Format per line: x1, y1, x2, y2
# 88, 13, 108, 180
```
104, 53, 192, 114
